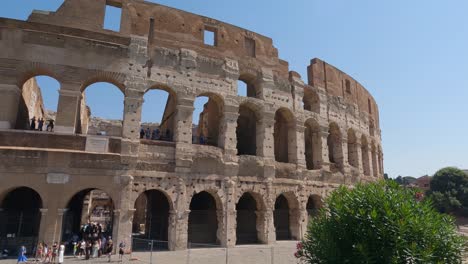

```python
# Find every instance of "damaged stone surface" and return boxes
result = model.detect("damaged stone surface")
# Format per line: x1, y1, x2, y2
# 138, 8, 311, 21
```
0, 0, 383, 254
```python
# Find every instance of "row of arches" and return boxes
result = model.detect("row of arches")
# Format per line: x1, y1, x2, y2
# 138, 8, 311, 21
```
14, 75, 382, 175
0, 187, 323, 253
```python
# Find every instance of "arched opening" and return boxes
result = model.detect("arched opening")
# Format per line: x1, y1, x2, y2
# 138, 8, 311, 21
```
303, 89, 320, 113
79, 82, 124, 136
16, 76, 60, 131
274, 108, 294, 163
236, 193, 258, 244
132, 190, 170, 250
237, 75, 258, 98
306, 195, 322, 219
304, 119, 321, 170
274, 194, 291, 240
347, 129, 359, 168
192, 94, 223, 147
188, 191, 219, 246
61, 189, 114, 253
236, 104, 257, 156
140, 88, 176, 141
327, 123, 342, 165
361, 136, 370, 176
371, 143, 378, 177
0, 187, 42, 254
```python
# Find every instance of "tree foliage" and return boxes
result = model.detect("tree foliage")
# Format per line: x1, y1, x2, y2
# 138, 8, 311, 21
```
428, 167, 468, 216
297, 181, 465, 264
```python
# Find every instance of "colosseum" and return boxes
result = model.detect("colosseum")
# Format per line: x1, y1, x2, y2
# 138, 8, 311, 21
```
0, 0, 383, 260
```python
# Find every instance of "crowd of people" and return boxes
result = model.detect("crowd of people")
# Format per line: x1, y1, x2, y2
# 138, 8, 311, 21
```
14, 222, 127, 263
140, 127, 172, 141
29, 116, 55, 132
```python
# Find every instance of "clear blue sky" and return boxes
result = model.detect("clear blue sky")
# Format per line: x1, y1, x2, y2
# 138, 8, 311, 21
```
2, 0, 468, 178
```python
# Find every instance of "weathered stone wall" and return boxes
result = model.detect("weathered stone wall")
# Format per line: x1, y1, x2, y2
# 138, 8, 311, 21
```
0, 0, 384, 257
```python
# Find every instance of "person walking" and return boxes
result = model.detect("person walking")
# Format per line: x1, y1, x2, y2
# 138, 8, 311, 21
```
140, 127, 145, 139
58, 244, 65, 264
51, 242, 58, 263
46, 119, 54, 132
118, 241, 126, 261
36, 242, 43, 262
38, 117, 44, 131
30, 116, 36, 130
17, 245, 27, 263
72, 242, 78, 257
105, 239, 113, 262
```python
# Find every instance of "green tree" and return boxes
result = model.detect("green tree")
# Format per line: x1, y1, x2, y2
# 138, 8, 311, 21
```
428, 167, 468, 216
297, 181, 465, 264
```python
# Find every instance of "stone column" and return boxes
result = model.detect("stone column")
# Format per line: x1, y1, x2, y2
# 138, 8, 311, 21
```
258, 112, 276, 178
256, 209, 275, 244
311, 130, 323, 169
37, 208, 49, 243
121, 89, 144, 156
340, 134, 349, 175
355, 137, 363, 174
367, 144, 374, 177
319, 128, 331, 171
0, 83, 21, 129
291, 122, 306, 168
170, 178, 189, 250
222, 179, 237, 247
41, 208, 67, 244
122, 89, 144, 140
219, 103, 239, 157
290, 208, 307, 240
55, 84, 82, 134
174, 98, 195, 173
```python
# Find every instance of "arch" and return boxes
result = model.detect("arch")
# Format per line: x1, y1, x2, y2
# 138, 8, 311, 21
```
236, 192, 264, 245
306, 195, 323, 219
361, 135, 370, 176
0, 187, 43, 254
132, 190, 171, 249
192, 93, 224, 147
371, 142, 378, 177
303, 88, 320, 113
80, 76, 125, 94
238, 74, 259, 98
274, 194, 291, 240
347, 129, 359, 168
236, 103, 258, 156
141, 86, 177, 142
188, 191, 220, 246
327, 123, 343, 165
79, 81, 125, 136
61, 189, 114, 247
16, 75, 61, 130
274, 108, 295, 163
304, 118, 322, 170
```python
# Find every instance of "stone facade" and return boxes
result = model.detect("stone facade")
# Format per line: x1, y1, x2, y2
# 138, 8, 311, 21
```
0, 0, 383, 254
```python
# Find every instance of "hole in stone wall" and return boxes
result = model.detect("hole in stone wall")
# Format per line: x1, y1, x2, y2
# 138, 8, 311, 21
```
345, 79, 351, 94
82, 82, 124, 136
16, 76, 60, 131
193, 95, 222, 147
141, 88, 174, 142
203, 27, 216, 46
103, 4, 122, 32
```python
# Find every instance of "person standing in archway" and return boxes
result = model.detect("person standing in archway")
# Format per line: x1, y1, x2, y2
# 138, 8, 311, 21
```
30, 116, 36, 130
58, 243, 65, 264
16, 246, 27, 263
105, 239, 113, 262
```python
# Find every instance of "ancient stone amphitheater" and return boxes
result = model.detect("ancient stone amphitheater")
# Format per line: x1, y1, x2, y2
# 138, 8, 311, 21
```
0, 0, 383, 258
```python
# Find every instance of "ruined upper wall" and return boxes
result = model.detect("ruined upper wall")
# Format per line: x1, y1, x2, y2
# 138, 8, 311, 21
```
307, 58, 380, 127
28, 0, 289, 77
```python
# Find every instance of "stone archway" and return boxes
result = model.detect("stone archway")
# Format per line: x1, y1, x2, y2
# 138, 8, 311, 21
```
274, 194, 291, 240
236, 193, 259, 244
132, 190, 171, 250
236, 104, 257, 156
188, 191, 219, 246
0, 187, 43, 254
61, 189, 114, 251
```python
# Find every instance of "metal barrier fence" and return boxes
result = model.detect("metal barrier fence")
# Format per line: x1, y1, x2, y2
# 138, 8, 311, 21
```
129, 237, 298, 264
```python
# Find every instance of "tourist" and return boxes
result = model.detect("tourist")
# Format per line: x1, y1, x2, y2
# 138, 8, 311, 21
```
100, 235, 107, 257
17, 245, 27, 263
118, 241, 126, 261
72, 242, 78, 257
105, 239, 113, 262
35, 242, 43, 262
140, 127, 145, 139
46, 119, 54, 132
58, 243, 65, 264
92, 240, 99, 258
79, 240, 86, 258
30, 116, 36, 130
51, 242, 58, 263
43, 243, 49, 263
38, 117, 44, 131
145, 128, 151, 139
